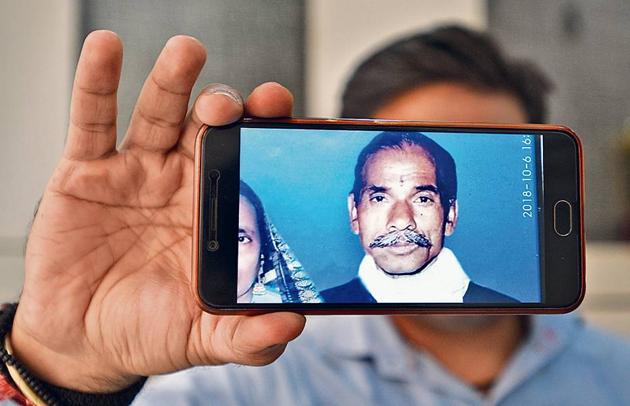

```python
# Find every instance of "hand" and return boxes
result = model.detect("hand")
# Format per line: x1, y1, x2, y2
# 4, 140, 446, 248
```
9, 30, 304, 393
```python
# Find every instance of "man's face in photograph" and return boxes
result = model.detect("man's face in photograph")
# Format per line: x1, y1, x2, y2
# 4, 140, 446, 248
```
349, 143, 457, 275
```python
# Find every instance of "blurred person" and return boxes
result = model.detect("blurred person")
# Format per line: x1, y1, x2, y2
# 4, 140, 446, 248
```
1, 25, 629, 406
237, 180, 320, 303
137, 25, 630, 405
321, 131, 517, 303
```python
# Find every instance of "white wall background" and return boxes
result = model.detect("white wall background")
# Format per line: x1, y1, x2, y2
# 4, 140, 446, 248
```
0, 0, 78, 301
0, 0, 77, 237
305, 0, 487, 117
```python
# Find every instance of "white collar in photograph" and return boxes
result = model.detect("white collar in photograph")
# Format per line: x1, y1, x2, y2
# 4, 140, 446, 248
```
358, 247, 470, 303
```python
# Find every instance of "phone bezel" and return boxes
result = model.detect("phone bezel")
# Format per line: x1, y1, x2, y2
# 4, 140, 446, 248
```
192, 118, 585, 314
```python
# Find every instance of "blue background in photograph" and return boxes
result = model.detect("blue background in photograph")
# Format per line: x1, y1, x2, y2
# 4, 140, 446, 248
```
240, 128, 541, 302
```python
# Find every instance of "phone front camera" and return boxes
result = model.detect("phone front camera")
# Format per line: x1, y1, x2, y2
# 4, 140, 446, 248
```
209, 169, 221, 180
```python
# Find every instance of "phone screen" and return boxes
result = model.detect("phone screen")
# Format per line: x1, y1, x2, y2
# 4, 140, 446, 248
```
236, 127, 543, 305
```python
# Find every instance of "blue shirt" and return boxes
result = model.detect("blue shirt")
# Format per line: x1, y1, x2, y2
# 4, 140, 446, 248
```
135, 314, 630, 405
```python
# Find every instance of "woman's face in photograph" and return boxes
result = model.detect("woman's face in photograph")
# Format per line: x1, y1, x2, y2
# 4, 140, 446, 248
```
237, 196, 262, 299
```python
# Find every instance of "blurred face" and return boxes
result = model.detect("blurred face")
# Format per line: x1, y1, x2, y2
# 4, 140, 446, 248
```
373, 81, 527, 123
373, 81, 528, 329
348, 145, 456, 274
237, 196, 262, 299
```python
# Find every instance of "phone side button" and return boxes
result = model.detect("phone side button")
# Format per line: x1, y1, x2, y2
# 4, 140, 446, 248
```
553, 200, 573, 237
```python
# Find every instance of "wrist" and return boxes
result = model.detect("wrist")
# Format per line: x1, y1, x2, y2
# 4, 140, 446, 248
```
2, 303, 147, 405
9, 323, 140, 394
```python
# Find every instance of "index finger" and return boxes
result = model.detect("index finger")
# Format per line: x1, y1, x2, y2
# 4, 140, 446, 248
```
121, 35, 206, 153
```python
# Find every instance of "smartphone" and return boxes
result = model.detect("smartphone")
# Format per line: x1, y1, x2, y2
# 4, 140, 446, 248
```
192, 118, 585, 314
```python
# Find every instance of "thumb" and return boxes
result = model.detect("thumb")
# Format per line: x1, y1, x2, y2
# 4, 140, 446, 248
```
195, 312, 307, 367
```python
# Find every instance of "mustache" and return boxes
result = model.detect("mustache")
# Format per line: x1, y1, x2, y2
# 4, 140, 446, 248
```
369, 229, 432, 249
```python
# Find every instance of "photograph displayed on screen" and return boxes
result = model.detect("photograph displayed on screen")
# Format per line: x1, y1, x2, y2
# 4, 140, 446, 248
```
236, 128, 542, 305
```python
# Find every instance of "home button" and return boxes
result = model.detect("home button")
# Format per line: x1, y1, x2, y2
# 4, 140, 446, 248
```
553, 200, 573, 236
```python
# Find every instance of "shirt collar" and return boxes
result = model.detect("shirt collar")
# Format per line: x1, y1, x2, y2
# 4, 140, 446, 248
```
304, 312, 583, 391
305, 315, 413, 381
487, 313, 582, 402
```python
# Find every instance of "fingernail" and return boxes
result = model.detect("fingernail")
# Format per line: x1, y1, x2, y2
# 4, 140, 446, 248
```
202, 83, 243, 106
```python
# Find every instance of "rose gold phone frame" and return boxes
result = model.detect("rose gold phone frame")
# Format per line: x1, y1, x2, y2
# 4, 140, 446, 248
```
192, 118, 586, 315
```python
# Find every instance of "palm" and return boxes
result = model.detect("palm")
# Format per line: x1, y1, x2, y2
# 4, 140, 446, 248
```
23, 148, 198, 374
11, 30, 303, 393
